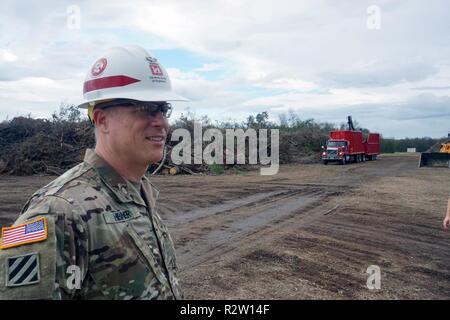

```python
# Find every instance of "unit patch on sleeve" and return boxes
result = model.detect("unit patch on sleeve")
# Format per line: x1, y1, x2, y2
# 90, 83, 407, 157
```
0, 217, 48, 249
5, 253, 40, 287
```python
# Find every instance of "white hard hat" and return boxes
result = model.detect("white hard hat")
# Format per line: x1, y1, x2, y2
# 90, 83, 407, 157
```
77, 45, 187, 109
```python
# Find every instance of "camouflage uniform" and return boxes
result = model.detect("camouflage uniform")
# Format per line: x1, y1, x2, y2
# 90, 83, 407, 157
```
0, 149, 182, 300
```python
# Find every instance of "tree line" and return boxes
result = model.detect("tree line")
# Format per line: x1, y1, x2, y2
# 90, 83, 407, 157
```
0, 104, 440, 175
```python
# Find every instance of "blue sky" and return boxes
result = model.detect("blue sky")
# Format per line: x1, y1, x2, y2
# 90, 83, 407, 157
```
0, 0, 450, 138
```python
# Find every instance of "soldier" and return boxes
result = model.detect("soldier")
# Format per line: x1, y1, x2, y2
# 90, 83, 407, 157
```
0, 45, 187, 299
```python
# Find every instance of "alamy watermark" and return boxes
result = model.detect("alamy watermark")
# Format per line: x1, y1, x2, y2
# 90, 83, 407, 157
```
67, 5, 81, 30
366, 5, 381, 30
366, 265, 381, 290
66, 265, 81, 289
170, 121, 279, 175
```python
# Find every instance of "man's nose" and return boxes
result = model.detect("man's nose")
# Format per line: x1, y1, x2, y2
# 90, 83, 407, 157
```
148, 111, 168, 128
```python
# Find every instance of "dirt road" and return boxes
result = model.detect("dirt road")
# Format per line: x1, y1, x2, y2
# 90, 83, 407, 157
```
1, 153, 449, 299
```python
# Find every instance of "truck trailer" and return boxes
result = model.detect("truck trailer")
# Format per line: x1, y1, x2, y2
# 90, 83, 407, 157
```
321, 117, 381, 165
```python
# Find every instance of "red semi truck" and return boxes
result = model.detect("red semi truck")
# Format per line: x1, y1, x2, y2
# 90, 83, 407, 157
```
321, 117, 380, 165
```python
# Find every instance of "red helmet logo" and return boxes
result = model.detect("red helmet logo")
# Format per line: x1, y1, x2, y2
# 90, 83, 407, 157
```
150, 64, 163, 76
91, 58, 108, 76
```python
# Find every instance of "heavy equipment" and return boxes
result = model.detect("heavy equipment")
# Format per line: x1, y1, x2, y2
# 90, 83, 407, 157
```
419, 133, 450, 167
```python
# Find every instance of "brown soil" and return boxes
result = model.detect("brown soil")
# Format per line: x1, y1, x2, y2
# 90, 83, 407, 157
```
1, 153, 449, 299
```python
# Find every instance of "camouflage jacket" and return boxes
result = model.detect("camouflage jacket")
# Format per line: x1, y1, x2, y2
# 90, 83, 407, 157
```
0, 149, 182, 300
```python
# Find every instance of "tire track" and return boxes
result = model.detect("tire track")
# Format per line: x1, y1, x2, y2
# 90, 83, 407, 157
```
173, 190, 331, 270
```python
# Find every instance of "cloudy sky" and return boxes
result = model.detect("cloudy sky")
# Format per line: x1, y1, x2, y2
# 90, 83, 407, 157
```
0, 0, 449, 138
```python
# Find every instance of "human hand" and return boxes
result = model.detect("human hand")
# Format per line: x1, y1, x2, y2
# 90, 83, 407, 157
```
443, 215, 450, 230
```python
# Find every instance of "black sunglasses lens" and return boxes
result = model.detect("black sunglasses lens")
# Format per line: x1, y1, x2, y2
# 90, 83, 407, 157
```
141, 103, 172, 118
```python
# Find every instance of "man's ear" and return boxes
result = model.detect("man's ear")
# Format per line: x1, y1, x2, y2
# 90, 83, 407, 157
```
92, 108, 109, 133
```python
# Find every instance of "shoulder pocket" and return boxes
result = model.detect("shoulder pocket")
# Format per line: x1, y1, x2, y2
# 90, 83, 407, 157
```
88, 223, 169, 299
125, 225, 170, 286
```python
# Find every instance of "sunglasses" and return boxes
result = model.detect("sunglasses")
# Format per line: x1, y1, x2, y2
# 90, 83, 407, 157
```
97, 99, 172, 118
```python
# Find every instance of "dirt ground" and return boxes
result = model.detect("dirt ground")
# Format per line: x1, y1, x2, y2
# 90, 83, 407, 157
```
1, 153, 449, 299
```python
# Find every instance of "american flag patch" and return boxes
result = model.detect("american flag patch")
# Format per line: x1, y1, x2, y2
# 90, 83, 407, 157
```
1, 217, 48, 249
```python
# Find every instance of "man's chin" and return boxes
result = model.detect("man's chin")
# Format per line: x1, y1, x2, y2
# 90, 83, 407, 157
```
145, 152, 164, 165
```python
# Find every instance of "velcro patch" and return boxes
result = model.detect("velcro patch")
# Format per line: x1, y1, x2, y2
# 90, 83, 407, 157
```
6, 253, 40, 287
103, 210, 139, 224
0, 217, 48, 249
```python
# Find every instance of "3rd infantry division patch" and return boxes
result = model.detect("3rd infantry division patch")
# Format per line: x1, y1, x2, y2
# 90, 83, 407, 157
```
6, 253, 40, 287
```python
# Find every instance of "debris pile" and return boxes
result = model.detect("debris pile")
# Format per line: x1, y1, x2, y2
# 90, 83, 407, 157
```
0, 106, 95, 175
1, 106, 330, 176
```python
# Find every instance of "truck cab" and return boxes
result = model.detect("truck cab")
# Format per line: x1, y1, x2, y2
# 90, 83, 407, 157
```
322, 140, 348, 164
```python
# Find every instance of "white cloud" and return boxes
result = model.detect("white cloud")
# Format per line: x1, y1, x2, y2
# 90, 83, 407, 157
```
0, 76, 82, 118
193, 63, 221, 72
0, 0, 449, 137
0, 49, 17, 62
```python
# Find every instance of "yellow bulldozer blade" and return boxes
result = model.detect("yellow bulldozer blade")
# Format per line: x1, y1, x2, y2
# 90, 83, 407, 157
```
439, 142, 450, 153
419, 152, 450, 167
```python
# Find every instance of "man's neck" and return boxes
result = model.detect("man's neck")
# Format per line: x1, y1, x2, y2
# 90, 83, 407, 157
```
94, 145, 147, 183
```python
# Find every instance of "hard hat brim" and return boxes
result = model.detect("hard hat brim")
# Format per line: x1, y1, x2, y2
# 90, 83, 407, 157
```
77, 89, 188, 109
